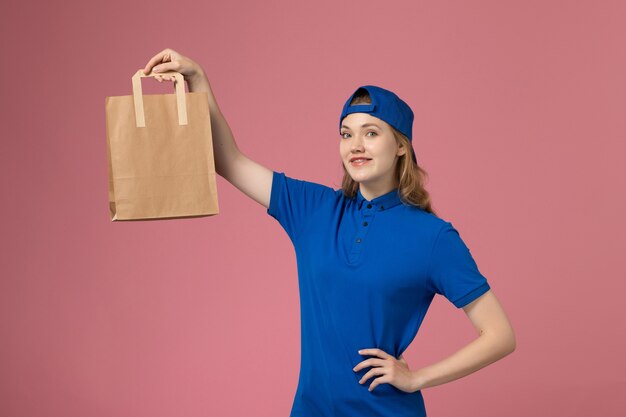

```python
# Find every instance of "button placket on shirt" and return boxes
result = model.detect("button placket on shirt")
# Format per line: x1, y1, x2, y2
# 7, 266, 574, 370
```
349, 202, 377, 264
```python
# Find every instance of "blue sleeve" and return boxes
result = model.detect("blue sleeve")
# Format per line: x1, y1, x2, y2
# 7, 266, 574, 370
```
266, 171, 334, 243
427, 222, 491, 308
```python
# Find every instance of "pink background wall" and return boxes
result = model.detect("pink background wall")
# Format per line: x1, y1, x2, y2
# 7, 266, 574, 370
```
1, 0, 625, 416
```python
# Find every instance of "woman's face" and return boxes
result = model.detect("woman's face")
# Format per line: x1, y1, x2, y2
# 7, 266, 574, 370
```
340, 112, 406, 187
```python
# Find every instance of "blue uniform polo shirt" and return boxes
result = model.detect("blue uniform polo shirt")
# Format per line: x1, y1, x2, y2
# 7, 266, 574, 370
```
267, 171, 491, 417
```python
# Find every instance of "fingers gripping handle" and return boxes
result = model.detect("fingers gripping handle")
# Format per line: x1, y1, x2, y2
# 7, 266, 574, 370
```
132, 69, 188, 128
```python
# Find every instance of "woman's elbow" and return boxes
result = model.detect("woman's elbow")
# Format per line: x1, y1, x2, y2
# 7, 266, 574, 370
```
505, 336, 516, 355
502, 327, 517, 355
486, 325, 516, 356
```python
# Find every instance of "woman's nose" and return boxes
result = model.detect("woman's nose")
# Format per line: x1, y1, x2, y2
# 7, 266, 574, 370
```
350, 135, 364, 151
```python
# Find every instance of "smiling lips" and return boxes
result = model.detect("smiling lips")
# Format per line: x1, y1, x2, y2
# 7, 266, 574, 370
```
350, 158, 371, 166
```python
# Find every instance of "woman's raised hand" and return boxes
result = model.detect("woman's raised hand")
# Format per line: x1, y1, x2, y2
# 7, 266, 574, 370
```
142, 48, 205, 84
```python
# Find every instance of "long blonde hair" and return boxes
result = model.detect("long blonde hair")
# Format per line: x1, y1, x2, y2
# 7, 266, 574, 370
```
340, 90, 436, 215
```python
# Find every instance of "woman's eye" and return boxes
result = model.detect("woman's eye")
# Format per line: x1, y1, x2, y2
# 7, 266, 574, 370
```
341, 132, 376, 138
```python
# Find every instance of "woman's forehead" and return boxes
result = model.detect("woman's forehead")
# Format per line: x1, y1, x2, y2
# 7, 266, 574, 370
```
341, 113, 388, 129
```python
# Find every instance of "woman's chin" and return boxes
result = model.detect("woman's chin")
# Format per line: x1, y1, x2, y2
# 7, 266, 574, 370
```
350, 173, 373, 183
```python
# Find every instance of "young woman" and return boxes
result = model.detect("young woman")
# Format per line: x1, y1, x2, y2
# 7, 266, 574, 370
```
143, 48, 516, 417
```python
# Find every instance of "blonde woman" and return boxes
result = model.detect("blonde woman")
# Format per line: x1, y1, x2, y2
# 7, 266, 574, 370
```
143, 48, 516, 417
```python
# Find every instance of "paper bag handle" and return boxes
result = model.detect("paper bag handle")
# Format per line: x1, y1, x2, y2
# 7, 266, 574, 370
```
132, 69, 188, 128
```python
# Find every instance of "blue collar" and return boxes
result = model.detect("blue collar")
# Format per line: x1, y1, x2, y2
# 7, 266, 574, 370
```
356, 187, 403, 211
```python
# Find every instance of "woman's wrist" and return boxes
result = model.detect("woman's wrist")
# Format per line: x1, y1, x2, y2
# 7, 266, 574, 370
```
187, 68, 209, 92
410, 369, 428, 392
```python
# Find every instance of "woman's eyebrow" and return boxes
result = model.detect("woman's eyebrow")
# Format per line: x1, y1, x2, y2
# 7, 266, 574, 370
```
340, 123, 381, 130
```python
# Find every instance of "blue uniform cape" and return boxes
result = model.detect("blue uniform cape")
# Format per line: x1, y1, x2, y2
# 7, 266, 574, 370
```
267, 171, 491, 417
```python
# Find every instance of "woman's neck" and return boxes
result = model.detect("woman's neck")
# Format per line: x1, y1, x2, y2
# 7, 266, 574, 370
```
358, 179, 399, 201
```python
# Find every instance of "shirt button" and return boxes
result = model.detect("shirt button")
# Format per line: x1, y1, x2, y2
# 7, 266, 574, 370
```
380, 205, 385, 210
367, 204, 372, 209
356, 238, 362, 243
363, 221, 368, 226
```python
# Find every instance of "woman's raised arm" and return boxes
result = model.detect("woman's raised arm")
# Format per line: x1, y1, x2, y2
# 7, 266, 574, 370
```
143, 48, 273, 209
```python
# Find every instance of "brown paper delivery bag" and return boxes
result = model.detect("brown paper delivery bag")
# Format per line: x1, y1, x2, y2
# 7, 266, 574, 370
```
105, 69, 219, 221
